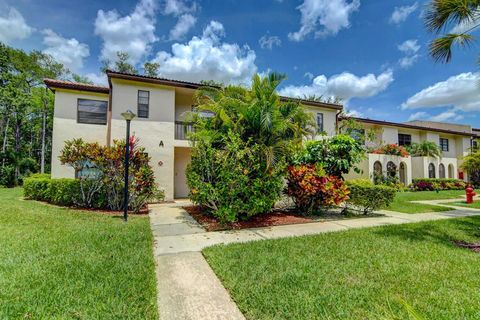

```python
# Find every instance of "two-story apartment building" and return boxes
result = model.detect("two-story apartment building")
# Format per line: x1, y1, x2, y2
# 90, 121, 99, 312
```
45, 71, 341, 200
45, 71, 478, 200
342, 117, 477, 185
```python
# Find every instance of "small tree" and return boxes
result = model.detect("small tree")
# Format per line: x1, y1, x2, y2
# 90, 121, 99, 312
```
143, 62, 160, 77
408, 141, 442, 158
461, 150, 480, 186
292, 134, 365, 178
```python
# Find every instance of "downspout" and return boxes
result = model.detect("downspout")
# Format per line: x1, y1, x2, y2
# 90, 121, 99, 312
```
106, 74, 113, 147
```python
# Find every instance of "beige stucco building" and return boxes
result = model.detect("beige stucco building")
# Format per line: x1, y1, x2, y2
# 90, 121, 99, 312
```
342, 117, 477, 185
45, 71, 478, 200
45, 71, 341, 200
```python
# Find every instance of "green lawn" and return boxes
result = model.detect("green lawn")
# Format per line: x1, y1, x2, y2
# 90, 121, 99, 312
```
387, 190, 465, 213
0, 188, 158, 319
204, 216, 480, 319
447, 201, 480, 209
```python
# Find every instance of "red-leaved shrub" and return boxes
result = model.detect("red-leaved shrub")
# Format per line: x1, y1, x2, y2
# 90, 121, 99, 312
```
286, 164, 349, 215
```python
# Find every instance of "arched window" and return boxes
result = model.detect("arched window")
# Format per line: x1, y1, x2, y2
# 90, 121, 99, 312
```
399, 162, 407, 185
448, 164, 455, 179
428, 163, 436, 178
439, 164, 446, 179
373, 161, 382, 175
387, 161, 397, 178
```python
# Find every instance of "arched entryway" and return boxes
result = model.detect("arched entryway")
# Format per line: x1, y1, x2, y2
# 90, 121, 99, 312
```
439, 163, 446, 179
387, 161, 397, 178
428, 163, 436, 178
373, 161, 382, 175
399, 162, 407, 185
448, 164, 455, 178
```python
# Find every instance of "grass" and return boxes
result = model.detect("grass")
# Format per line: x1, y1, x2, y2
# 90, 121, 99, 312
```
387, 190, 464, 213
447, 201, 480, 209
0, 188, 158, 319
204, 216, 480, 319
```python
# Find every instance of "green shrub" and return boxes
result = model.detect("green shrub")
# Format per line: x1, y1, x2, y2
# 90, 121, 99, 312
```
24, 177, 80, 206
48, 179, 81, 206
346, 179, 373, 187
346, 183, 396, 214
292, 135, 365, 178
24, 177, 52, 201
187, 134, 284, 223
410, 178, 466, 191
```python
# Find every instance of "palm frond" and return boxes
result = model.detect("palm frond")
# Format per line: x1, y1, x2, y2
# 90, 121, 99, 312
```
425, 0, 480, 33
429, 33, 474, 63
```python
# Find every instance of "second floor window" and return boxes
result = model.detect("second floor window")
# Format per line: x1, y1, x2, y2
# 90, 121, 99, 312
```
77, 99, 107, 125
317, 113, 324, 133
138, 90, 149, 118
439, 138, 449, 151
398, 134, 411, 146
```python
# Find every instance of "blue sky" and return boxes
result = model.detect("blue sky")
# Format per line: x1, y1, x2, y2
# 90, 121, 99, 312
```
1, 0, 479, 126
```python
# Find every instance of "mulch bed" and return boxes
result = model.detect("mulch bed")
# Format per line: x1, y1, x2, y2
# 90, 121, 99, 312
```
184, 205, 320, 231
453, 240, 480, 253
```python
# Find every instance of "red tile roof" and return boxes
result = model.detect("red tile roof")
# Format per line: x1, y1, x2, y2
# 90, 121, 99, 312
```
44, 79, 110, 94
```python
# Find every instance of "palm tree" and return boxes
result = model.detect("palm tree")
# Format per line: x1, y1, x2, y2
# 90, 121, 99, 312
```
409, 141, 442, 158
425, 0, 480, 63
189, 73, 315, 169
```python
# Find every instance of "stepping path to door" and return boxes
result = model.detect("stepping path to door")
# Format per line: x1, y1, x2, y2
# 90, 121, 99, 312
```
150, 199, 480, 320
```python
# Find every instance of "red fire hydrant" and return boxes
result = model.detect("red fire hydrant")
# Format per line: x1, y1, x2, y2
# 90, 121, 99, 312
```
466, 185, 476, 204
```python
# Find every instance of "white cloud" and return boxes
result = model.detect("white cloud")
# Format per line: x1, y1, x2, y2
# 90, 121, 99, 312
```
279, 69, 394, 100
304, 72, 314, 80
41, 29, 89, 72
402, 72, 480, 111
94, 0, 157, 64
163, 0, 197, 16
408, 110, 464, 122
399, 55, 419, 68
169, 14, 196, 40
398, 39, 420, 54
397, 39, 420, 69
345, 109, 363, 117
0, 6, 33, 43
407, 111, 428, 121
389, 2, 418, 24
152, 21, 257, 84
288, 0, 360, 41
85, 72, 108, 86
259, 35, 281, 49
162, 0, 198, 41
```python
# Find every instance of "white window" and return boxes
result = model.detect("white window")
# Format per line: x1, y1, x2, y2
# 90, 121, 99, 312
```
316, 113, 324, 133
138, 90, 149, 118
439, 138, 449, 152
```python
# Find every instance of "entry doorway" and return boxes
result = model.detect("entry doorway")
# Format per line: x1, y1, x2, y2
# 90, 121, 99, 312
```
174, 147, 191, 199
399, 162, 407, 185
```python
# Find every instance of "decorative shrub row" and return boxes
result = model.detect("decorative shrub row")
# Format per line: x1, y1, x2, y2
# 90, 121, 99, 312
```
346, 180, 396, 214
410, 178, 466, 191
24, 177, 81, 207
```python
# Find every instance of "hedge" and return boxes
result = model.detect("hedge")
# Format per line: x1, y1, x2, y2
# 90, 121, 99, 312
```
24, 176, 80, 206
346, 182, 396, 214
410, 178, 466, 191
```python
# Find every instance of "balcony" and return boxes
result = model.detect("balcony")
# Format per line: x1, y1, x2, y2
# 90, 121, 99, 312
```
175, 121, 194, 140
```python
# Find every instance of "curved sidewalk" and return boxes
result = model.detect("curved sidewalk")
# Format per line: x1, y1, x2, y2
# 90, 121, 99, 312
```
150, 200, 480, 320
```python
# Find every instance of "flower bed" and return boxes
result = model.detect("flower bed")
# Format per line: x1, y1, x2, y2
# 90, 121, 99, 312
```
410, 178, 466, 191
372, 144, 410, 157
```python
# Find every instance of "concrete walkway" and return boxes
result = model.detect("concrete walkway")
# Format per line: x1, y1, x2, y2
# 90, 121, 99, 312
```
150, 199, 480, 320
